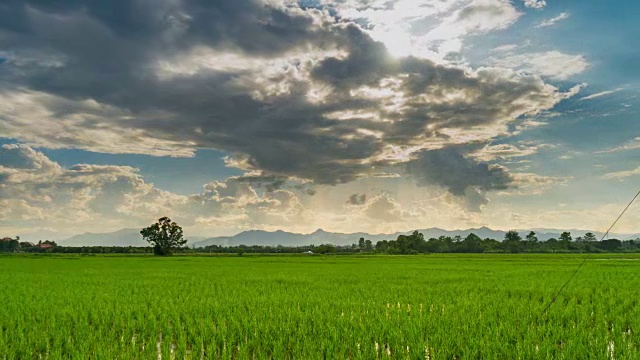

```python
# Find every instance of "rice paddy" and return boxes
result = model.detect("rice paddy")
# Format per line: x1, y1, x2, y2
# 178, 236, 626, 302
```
1, 253, 639, 359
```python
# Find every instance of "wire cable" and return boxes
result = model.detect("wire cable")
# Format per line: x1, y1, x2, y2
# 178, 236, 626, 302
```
541, 188, 640, 313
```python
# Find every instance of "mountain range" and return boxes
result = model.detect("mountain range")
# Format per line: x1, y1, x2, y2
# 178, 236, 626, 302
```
54, 229, 208, 247
190, 227, 640, 248
31, 227, 640, 248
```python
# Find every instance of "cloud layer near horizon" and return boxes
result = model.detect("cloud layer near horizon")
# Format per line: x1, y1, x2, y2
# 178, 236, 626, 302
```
0, 144, 577, 236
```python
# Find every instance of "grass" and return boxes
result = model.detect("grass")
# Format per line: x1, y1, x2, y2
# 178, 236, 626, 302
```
1, 253, 639, 359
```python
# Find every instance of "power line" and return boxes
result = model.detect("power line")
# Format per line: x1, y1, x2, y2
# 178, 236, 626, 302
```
541, 188, 640, 314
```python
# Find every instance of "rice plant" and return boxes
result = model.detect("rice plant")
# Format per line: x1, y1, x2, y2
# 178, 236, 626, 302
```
1, 253, 639, 359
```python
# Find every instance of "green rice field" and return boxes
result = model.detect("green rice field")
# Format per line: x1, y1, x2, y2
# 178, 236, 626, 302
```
1, 254, 639, 359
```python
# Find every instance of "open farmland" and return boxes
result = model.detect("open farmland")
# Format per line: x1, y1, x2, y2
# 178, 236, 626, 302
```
1, 254, 639, 359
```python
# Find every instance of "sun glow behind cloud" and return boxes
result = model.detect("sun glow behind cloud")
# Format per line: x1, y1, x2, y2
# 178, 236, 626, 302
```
374, 27, 415, 58
326, 0, 524, 62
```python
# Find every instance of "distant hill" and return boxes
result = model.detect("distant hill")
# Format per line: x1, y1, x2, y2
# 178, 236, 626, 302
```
51, 227, 638, 248
17, 229, 72, 243
191, 229, 390, 248
190, 227, 638, 248
59, 229, 148, 247
59, 229, 205, 247
524, 228, 640, 241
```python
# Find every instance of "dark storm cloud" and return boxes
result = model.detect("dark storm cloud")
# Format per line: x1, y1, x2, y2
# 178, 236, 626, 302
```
0, 0, 575, 196
0, 0, 347, 103
233, 173, 287, 192
311, 24, 392, 88
346, 193, 367, 205
405, 148, 512, 211
406, 148, 511, 196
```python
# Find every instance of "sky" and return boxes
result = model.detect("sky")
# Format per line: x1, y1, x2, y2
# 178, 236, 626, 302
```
1, 0, 639, 238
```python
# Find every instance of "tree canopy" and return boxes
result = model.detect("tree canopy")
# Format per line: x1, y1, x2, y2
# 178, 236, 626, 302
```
140, 217, 187, 256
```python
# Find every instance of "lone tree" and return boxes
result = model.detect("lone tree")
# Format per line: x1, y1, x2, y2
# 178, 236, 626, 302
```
140, 217, 187, 256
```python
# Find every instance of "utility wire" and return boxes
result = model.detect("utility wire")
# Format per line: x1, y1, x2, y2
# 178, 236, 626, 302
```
541, 188, 640, 314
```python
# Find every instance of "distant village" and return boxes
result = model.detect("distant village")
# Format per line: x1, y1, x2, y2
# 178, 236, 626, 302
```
0, 237, 57, 252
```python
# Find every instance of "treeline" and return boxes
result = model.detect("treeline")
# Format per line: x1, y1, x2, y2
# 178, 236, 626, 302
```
0, 239, 59, 253
198, 244, 345, 254
29, 246, 153, 254
202, 230, 640, 254
0, 240, 153, 254
0, 239, 345, 255
2, 230, 640, 254
370, 230, 640, 254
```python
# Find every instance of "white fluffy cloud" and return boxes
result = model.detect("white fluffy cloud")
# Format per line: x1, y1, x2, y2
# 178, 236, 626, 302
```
536, 12, 570, 28
0, 145, 591, 236
523, 0, 546, 9
0, 145, 183, 227
506, 172, 572, 195
602, 167, 640, 180
596, 137, 640, 154
0, 145, 312, 235
487, 50, 589, 80
471, 142, 555, 161
320, 0, 523, 61
580, 88, 623, 101
361, 194, 406, 222
425, 0, 522, 41
188, 177, 310, 232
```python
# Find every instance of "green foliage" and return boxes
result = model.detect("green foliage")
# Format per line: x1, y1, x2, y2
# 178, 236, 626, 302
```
315, 244, 337, 254
504, 230, 523, 253
560, 231, 573, 242
600, 239, 622, 251
375, 231, 426, 254
461, 233, 483, 253
368, 230, 637, 255
2, 254, 640, 358
0, 238, 20, 252
364, 239, 373, 252
140, 217, 187, 256
8, 230, 640, 256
